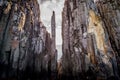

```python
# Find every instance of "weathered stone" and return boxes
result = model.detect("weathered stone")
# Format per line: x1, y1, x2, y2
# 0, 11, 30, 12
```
0, 0, 120, 79
51, 11, 57, 72
0, 0, 57, 79
61, 0, 120, 79
62, 0, 88, 75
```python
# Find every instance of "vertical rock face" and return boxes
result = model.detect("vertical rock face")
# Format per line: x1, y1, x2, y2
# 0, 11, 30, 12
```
51, 11, 57, 72
62, 0, 88, 75
51, 11, 56, 51
61, 0, 120, 79
0, 0, 57, 79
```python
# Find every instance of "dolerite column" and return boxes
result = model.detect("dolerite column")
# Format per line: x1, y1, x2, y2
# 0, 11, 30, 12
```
51, 11, 57, 72
61, 0, 88, 75
61, 0, 120, 79
87, 0, 120, 79
0, 0, 53, 79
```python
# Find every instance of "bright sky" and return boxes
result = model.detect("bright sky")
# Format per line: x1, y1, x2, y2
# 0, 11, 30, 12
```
39, 0, 64, 45
38, 0, 64, 60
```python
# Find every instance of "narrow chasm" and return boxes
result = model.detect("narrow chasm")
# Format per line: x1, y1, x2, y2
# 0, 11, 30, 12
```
0, 0, 120, 80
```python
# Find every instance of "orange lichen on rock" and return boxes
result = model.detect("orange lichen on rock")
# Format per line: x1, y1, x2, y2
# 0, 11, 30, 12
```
88, 10, 107, 54
4, 2, 12, 14
18, 11, 26, 31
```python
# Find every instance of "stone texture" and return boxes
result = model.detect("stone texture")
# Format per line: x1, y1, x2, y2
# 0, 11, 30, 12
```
51, 11, 57, 72
0, 0, 120, 79
62, 0, 88, 75
61, 0, 120, 79
0, 0, 57, 79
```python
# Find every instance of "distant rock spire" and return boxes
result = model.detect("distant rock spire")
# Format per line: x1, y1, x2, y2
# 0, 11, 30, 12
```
51, 11, 56, 51
51, 11, 57, 72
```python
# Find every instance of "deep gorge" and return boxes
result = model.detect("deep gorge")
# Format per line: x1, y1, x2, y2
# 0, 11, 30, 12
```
0, 0, 120, 80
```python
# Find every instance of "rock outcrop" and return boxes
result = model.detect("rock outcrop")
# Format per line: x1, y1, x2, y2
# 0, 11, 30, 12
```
61, 0, 120, 79
0, 0, 57, 79
1, 0, 120, 80
51, 11, 57, 72
62, 0, 88, 75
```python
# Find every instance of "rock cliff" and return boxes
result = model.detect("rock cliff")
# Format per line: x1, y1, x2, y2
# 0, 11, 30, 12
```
51, 11, 57, 72
0, 0, 57, 79
1, 0, 120, 80
61, 0, 120, 79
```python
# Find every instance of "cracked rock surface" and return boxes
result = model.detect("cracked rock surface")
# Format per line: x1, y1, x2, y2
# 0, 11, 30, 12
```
0, 0, 57, 79
61, 0, 120, 79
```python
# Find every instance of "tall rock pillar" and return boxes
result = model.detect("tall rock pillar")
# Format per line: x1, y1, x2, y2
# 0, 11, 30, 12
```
51, 11, 57, 72
51, 11, 56, 51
